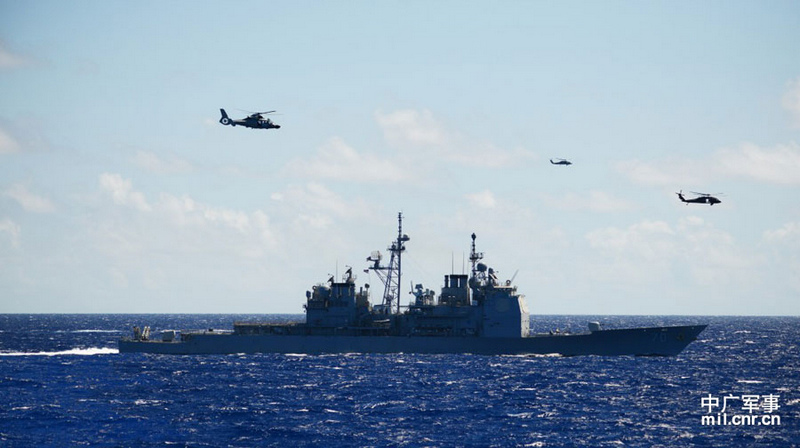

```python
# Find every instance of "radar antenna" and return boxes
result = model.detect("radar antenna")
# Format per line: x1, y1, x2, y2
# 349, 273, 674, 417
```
366, 212, 409, 314
469, 233, 484, 277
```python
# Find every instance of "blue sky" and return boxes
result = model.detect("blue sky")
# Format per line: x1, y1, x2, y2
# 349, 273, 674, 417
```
1, 1, 799, 315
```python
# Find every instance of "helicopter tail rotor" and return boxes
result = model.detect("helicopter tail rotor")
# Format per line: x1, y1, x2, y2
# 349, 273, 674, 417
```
219, 109, 231, 126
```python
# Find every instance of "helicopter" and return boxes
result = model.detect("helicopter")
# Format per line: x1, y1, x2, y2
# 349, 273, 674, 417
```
676, 190, 722, 206
550, 158, 572, 166
219, 109, 281, 129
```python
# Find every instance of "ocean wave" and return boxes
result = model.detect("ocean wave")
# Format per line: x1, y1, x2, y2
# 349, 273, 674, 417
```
0, 347, 119, 356
501, 353, 563, 358
72, 329, 122, 333
53, 329, 121, 333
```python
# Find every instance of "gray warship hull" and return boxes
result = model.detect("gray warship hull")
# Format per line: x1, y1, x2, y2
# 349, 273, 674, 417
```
118, 324, 706, 356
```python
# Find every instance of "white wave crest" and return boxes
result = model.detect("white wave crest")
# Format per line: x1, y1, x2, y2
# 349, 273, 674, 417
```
72, 329, 122, 333
0, 347, 119, 356
54, 329, 121, 333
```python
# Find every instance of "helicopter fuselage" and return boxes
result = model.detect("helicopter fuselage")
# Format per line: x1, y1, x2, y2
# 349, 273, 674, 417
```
219, 109, 281, 129
227, 119, 280, 129
677, 193, 721, 205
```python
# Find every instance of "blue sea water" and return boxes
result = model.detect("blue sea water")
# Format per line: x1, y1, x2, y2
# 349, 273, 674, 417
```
0, 315, 797, 447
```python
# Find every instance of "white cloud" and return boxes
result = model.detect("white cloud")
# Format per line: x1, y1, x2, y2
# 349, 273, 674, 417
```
3, 184, 55, 213
616, 158, 711, 187
375, 109, 448, 147
132, 151, 193, 175
375, 109, 537, 169
98, 173, 274, 245
0, 128, 20, 154
782, 77, 800, 128
586, 220, 675, 261
95, 173, 278, 262
153, 193, 277, 259
617, 142, 800, 187
675, 216, 752, 282
714, 142, 800, 185
585, 217, 752, 287
763, 222, 800, 247
448, 143, 538, 169
763, 222, 800, 293
0, 218, 21, 248
465, 190, 497, 208
88, 174, 390, 306
285, 110, 536, 189
284, 137, 407, 183
159, 194, 252, 234
99, 173, 151, 211
542, 190, 633, 212
0, 41, 28, 69
271, 182, 373, 229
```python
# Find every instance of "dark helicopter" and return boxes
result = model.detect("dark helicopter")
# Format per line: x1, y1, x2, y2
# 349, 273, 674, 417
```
219, 109, 280, 129
676, 191, 722, 206
550, 158, 572, 166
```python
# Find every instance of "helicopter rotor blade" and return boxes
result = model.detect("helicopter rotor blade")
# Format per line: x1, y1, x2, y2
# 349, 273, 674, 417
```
237, 109, 277, 115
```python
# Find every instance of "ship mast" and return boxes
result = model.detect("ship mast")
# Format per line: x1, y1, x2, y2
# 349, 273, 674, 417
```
469, 232, 484, 277
366, 212, 409, 314
468, 232, 486, 304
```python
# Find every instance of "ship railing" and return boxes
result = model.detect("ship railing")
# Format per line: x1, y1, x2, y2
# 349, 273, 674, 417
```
180, 328, 234, 336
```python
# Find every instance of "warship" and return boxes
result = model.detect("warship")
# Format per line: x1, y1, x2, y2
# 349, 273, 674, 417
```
119, 213, 706, 356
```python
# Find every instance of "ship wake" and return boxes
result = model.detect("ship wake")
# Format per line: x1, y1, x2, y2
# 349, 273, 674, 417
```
0, 347, 119, 356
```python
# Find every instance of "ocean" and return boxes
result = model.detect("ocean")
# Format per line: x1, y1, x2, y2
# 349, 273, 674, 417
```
0, 314, 797, 447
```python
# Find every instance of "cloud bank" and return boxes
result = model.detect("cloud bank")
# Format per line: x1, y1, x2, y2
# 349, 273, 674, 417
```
617, 142, 800, 186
